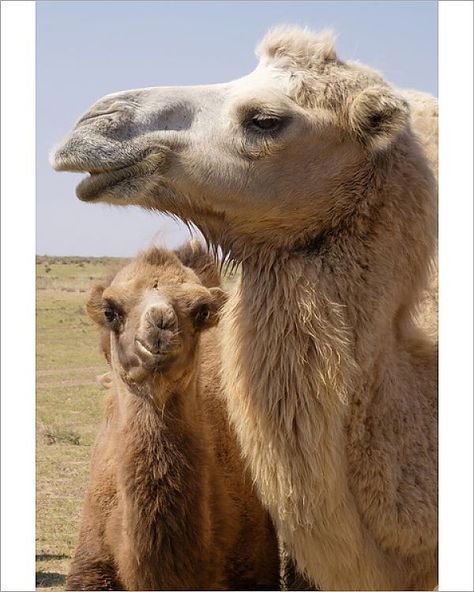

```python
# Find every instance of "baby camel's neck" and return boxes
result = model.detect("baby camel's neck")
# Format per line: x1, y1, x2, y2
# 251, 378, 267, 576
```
114, 363, 200, 430
111, 365, 212, 588
112, 360, 206, 489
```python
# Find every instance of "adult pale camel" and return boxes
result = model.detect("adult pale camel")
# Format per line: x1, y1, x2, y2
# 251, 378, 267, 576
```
52, 27, 438, 591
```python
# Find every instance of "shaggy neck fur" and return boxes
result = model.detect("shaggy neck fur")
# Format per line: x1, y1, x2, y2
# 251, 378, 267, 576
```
109, 344, 219, 590
220, 138, 437, 590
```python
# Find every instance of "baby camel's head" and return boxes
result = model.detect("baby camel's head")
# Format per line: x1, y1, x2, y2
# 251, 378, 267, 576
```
87, 246, 226, 386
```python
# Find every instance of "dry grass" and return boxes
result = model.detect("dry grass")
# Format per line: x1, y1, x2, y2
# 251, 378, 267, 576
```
36, 255, 241, 591
36, 256, 125, 590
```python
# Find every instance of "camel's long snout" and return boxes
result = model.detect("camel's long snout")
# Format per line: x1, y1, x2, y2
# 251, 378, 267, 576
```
50, 90, 156, 174
50, 84, 226, 176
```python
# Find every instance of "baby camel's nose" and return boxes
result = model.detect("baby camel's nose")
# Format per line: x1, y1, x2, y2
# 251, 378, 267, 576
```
135, 303, 178, 359
145, 303, 177, 331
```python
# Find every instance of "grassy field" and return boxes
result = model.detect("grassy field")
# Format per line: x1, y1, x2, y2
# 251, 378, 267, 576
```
36, 256, 130, 590
36, 255, 240, 591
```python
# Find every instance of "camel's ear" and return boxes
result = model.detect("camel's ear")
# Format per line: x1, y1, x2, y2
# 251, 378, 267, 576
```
86, 284, 112, 362
191, 287, 227, 331
97, 371, 113, 389
347, 85, 409, 151
86, 285, 106, 326
209, 287, 227, 313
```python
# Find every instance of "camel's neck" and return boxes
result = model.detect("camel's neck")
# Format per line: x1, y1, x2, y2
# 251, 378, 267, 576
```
113, 367, 200, 432
112, 367, 202, 449
219, 159, 435, 588
112, 362, 207, 498
239, 146, 435, 372
110, 355, 212, 583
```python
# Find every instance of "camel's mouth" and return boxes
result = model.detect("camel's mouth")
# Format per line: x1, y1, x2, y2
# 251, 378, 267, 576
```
76, 151, 171, 202
135, 338, 179, 358
134, 338, 181, 372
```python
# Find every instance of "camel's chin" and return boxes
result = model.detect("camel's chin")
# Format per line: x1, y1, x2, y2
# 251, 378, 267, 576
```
76, 172, 141, 203
75, 151, 171, 202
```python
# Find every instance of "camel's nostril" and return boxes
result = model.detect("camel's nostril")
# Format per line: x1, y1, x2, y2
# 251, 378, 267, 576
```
77, 109, 122, 125
146, 305, 177, 331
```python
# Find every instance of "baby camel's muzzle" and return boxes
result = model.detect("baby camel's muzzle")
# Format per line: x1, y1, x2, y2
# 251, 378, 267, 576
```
134, 304, 181, 367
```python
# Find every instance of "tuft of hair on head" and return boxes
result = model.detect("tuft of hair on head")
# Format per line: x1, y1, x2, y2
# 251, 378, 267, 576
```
347, 85, 410, 151
256, 25, 337, 69
174, 238, 222, 288
140, 245, 179, 268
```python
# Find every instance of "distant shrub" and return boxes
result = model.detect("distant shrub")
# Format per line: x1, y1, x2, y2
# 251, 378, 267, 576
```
43, 426, 81, 446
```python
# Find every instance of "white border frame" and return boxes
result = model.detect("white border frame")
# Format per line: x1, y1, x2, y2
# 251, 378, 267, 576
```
1, 2, 36, 591
1, 2, 473, 591
438, 2, 474, 591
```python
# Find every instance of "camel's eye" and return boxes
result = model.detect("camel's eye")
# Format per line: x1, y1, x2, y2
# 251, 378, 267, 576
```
103, 304, 121, 326
249, 115, 284, 133
193, 303, 210, 327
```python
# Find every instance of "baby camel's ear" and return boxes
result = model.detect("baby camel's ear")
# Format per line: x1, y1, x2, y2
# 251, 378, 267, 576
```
209, 286, 228, 313
347, 85, 409, 151
174, 239, 221, 288
86, 285, 106, 326
192, 287, 228, 331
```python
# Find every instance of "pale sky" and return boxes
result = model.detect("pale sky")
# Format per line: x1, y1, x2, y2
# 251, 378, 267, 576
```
37, 0, 437, 256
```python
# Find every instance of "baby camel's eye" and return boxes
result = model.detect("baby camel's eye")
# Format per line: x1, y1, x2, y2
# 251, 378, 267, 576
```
194, 304, 210, 325
103, 305, 121, 326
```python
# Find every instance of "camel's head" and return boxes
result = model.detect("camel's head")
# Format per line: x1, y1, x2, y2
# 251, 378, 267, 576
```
51, 26, 412, 251
87, 244, 226, 386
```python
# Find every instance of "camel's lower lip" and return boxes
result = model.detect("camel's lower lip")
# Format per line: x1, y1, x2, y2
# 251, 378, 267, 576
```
76, 167, 135, 202
75, 150, 171, 202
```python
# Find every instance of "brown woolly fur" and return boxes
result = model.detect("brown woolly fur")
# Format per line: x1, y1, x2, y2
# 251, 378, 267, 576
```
173, 237, 223, 288
67, 243, 280, 591
53, 25, 438, 591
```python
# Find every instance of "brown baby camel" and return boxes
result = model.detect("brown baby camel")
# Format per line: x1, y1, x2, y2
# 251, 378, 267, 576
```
66, 243, 280, 591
